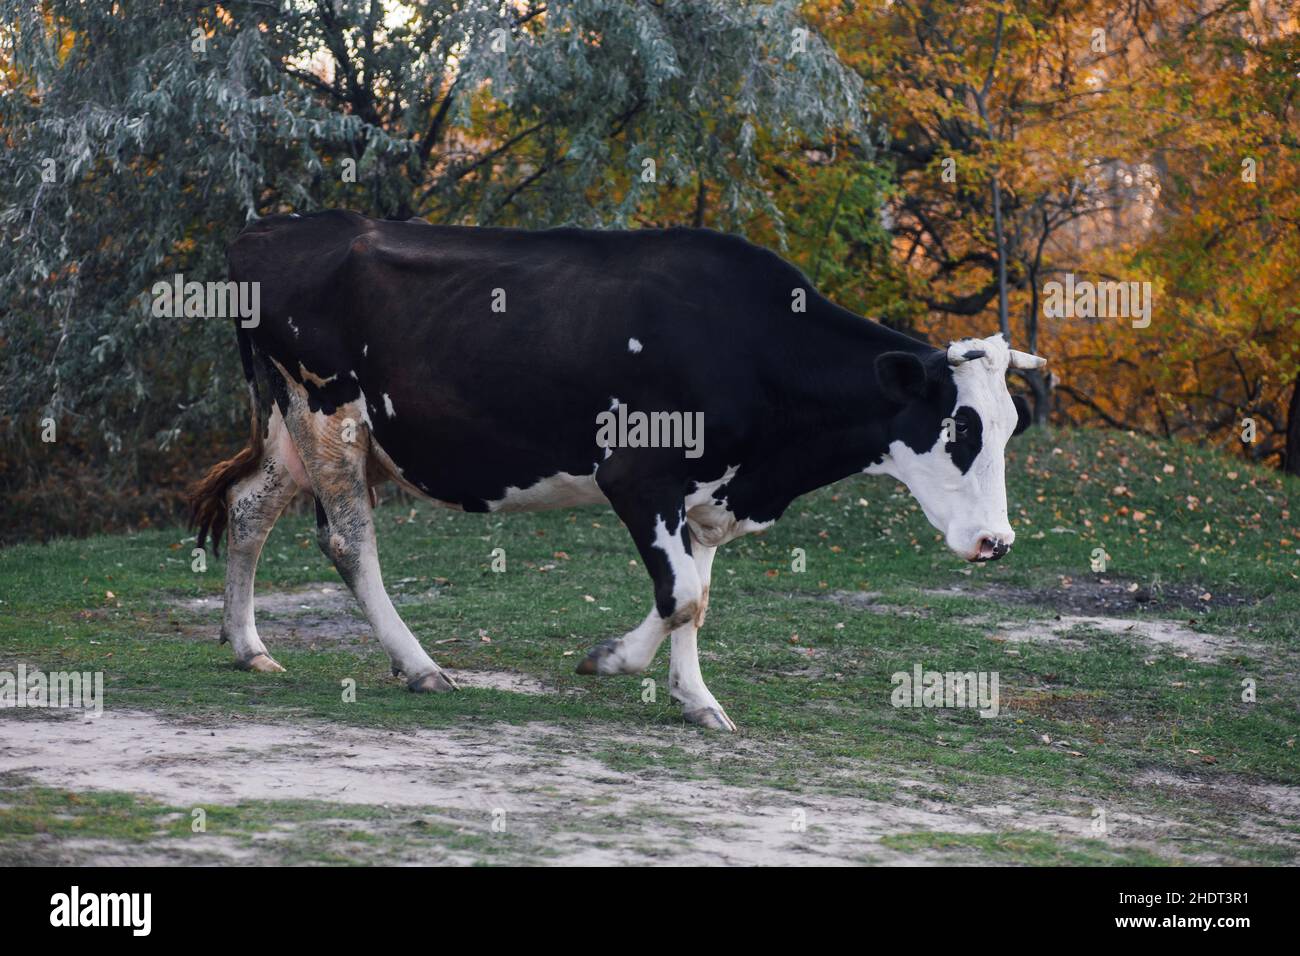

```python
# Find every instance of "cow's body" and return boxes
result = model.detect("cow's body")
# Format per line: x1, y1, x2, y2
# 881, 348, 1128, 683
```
191, 210, 1043, 731
229, 210, 929, 524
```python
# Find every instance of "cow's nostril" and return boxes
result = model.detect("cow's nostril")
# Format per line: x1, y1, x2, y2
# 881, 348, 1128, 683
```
976, 536, 1010, 561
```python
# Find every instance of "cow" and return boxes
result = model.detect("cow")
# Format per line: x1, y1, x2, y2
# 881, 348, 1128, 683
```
189, 210, 1045, 732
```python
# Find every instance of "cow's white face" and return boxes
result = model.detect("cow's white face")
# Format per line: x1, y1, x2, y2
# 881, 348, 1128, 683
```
870, 334, 1044, 562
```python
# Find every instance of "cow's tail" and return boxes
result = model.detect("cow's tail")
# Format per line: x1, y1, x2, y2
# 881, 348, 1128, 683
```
187, 325, 263, 557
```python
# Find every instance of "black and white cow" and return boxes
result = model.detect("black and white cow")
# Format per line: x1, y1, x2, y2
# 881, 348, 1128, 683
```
190, 210, 1045, 731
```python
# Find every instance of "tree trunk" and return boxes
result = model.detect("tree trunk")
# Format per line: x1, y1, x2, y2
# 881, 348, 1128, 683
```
1285, 371, 1300, 476
1023, 367, 1052, 425
992, 176, 1009, 338
1021, 262, 1051, 424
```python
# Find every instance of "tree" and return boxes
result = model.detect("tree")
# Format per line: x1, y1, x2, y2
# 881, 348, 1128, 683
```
1042, 0, 1300, 470
0, 0, 867, 478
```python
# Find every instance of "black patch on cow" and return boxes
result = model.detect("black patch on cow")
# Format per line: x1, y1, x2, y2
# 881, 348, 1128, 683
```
887, 355, 958, 458
945, 405, 984, 474
875, 351, 930, 404
1012, 395, 1032, 436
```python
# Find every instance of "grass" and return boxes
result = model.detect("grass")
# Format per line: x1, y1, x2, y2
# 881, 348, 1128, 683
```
2, 424, 1298, 864
0, 775, 528, 866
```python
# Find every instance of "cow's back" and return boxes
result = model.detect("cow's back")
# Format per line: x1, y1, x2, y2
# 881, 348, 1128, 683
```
227, 211, 816, 508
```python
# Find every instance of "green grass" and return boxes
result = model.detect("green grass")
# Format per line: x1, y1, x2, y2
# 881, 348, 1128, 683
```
0, 775, 529, 866
2, 425, 1298, 864
878, 830, 1172, 866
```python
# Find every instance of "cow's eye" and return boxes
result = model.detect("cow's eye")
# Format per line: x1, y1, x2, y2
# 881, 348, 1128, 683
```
954, 418, 969, 437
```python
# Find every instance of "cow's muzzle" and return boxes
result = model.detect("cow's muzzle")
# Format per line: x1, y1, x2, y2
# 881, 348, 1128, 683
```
971, 535, 1012, 562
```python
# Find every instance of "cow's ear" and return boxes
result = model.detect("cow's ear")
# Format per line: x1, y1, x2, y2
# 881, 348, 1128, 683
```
1012, 395, 1032, 436
875, 352, 930, 404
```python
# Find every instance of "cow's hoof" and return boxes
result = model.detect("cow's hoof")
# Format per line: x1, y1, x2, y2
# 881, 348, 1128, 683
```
408, 669, 458, 693
239, 653, 285, 674
575, 639, 620, 675
683, 706, 737, 733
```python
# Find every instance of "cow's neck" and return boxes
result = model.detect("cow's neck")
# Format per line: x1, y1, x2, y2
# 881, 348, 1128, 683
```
747, 300, 935, 512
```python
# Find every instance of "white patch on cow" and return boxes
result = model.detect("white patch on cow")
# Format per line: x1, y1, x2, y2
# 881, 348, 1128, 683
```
869, 333, 1020, 560
487, 467, 607, 512
734, 517, 775, 536
260, 367, 445, 678
349, 370, 358, 380
627, 337, 643, 354
382, 393, 396, 418
650, 512, 700, 612
680, 465, 772, 547
287, 316, 300, 337
601, 397, 622, 460
353, 390, 375, 430
362, 343, 369, 357
685, 465, 739, 510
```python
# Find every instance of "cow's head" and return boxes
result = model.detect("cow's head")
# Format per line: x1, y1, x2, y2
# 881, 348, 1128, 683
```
872, 333, 1046, 562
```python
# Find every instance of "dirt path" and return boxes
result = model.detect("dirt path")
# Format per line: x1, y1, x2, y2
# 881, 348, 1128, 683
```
0, 709, 1174, 866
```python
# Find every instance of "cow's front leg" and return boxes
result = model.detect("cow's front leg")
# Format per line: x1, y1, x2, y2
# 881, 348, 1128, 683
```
578, 472, 732, 730
577, 472, 693, 677
668, 543, 735, 732
575, 607, 671, 676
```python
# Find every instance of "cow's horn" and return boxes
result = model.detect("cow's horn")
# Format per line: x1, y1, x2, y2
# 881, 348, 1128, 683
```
1009, 349, 1047, 370
948, 346, 987, 365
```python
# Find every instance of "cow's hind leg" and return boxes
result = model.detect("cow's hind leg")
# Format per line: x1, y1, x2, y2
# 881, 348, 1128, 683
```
220, 407, 303, 671
279, 388, 455, 692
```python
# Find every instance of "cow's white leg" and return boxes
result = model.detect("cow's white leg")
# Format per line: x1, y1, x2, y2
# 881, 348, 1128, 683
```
275, 377, 454, 692
576, 510, 701, 677
578, 491, 733, 730
576, 608, 670, 675
668, 544, 735, 732
221, 408, 302, 672
314, 498, 451, 689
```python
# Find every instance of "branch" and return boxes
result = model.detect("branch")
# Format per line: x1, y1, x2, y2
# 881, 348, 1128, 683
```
417, 79, 460, 163
1055, 383, 1159, 436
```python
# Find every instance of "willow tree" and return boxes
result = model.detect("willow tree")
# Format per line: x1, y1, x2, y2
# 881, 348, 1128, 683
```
0, 0, 867, 487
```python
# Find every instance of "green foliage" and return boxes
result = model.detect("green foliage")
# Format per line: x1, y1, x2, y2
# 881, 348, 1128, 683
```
0, 0, 869, 487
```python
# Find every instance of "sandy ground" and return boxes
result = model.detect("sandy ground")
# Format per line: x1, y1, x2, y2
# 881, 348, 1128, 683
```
986, 614, 1244, 662
824, 588, 1253, 662
4, 582, 1292, 865
0, 707, 1202, 866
